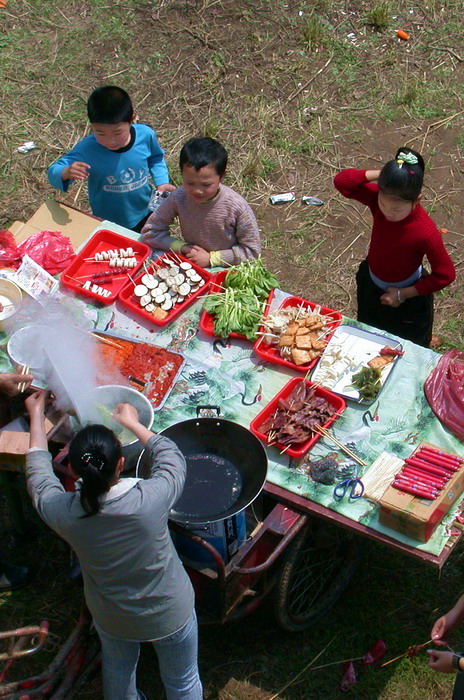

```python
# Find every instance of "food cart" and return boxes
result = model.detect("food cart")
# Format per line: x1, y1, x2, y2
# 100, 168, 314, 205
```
0, 211, 462, 697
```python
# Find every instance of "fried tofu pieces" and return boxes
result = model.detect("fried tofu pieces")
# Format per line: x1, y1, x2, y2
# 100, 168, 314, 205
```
276, 317, 327, 364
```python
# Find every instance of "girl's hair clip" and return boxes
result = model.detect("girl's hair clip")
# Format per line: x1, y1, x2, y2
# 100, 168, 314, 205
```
396, 151, 419, 166
81, 451, 105, 472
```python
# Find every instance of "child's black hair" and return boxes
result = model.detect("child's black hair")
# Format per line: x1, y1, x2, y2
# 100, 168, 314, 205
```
179, 137, 228, 176
69, 424, 122, 516
87, 86, 134, 124
378, 147, 425, 201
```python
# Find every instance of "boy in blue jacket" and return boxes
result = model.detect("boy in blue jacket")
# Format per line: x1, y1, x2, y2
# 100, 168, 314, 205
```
47, 86, 175, 231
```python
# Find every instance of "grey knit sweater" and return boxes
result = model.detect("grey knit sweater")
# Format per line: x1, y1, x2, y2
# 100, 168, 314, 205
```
141, 184, 261, 265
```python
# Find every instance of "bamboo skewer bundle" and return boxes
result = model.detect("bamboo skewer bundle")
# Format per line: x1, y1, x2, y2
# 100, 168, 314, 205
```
362, 452, 405, 501
313, 424, 367, 466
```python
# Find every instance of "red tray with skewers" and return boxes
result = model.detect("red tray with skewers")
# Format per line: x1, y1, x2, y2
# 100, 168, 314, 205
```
118, 252, 212, 327
249, 376, 346, 459
60, 229, 150, 305
253, 295, 343, 374
199, 271, 275, 341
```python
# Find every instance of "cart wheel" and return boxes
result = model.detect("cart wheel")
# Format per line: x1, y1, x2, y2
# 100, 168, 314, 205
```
273, 520, 363, 632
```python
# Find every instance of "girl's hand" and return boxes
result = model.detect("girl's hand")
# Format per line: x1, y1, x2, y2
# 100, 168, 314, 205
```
113, 403, 140, 429
186, 245, 211, 268
427, 649, 455, 673
62, 162, 90, 181
380, 287, 402, 308
25, 390, 48, 417
365, 169, 381, 182
157, 184, 176, 192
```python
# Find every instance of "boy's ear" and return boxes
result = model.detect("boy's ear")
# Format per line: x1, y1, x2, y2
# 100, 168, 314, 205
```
131, 111, 138, 123
219, 171, 226, 183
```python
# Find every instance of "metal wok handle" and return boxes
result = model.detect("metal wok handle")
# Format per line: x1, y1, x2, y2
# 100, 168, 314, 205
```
229, 510, 308, 575
196, 405, 220, 417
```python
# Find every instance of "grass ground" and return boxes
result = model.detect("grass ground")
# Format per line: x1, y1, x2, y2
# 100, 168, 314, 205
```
0, 1, 463, 698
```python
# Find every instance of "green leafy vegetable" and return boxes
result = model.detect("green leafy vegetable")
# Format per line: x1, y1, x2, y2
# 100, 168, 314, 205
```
204, 257, 279, 340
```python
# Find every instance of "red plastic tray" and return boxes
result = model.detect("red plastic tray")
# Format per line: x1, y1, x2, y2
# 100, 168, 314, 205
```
249, 376, 346, 459
199, 270, 274, 341
118, 253, 211, 327
61, 229, 150, 305
253, 295, 343, 373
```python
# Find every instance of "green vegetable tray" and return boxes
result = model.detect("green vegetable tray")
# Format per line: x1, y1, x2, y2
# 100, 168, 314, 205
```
199, 270, 274, 341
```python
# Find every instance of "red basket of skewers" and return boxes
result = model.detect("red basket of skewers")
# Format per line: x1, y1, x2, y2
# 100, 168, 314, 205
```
253, 295, 342, 374
249, 376, 346, 459
118, 252, 212, 327
60, 230, 150, 304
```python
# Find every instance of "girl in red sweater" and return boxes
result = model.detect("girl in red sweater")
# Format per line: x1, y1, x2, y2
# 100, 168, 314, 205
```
334, 147, 455, 347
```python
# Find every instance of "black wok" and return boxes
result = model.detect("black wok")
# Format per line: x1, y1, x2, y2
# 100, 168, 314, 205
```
136, 409, 268, 525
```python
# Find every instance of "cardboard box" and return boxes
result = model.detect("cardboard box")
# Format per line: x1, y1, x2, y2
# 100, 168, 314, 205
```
379, 442, 464, 542
0, 418, 55, 472
10, 200, 99, 248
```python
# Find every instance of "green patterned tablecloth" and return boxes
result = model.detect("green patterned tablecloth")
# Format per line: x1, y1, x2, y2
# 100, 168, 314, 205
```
1, 220, 462, 557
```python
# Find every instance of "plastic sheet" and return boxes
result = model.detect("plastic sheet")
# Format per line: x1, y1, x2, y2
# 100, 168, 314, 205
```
424, 350, 464, 441
17, 230, 75, 275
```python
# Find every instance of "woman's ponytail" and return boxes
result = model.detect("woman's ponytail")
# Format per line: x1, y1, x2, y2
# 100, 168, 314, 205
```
69, 425, 122, 516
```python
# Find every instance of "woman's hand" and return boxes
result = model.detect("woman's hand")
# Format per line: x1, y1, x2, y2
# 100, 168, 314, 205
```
0, 371, 34, 397
185, 245, 211, 268
427, 649, 455, 673
25, 390, 48, 418
113, 403, 140, 429
431, 614, 452, 647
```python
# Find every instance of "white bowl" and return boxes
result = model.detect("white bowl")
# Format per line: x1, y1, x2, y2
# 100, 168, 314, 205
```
82, 384, 154, 446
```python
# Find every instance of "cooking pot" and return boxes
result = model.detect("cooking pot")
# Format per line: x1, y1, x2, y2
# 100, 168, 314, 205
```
136, 407, 268, 525
82, 384, 154, 469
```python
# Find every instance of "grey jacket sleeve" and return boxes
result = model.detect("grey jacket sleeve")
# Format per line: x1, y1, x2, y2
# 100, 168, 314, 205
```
25, 450, 70, 533
143, 434, 187, 510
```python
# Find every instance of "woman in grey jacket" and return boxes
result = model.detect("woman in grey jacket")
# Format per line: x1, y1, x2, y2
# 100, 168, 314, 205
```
25, 391, 202, 700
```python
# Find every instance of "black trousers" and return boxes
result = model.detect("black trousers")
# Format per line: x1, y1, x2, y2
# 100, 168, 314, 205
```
454, 669, 464, 699
356, 259, 433, 348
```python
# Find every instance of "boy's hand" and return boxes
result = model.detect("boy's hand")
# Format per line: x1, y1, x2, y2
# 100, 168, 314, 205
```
156, 184, 176, 192
113, 402, 140, 429
25, 389, 48, 417
62, 162, 90, 181
185, 245, 211, 268
0, 372, 34, 397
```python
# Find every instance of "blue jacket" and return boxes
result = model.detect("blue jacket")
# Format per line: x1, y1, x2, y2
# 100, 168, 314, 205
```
47, 124, 170, 230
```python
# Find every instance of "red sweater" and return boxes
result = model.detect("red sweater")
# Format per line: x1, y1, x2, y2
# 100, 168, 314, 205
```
333, 168, 455, 295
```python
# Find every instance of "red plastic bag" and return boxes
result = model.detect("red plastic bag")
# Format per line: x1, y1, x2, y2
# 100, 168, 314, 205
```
17, 230, 75, 275
0, 229, 22, 268
424, 350, 464, 440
